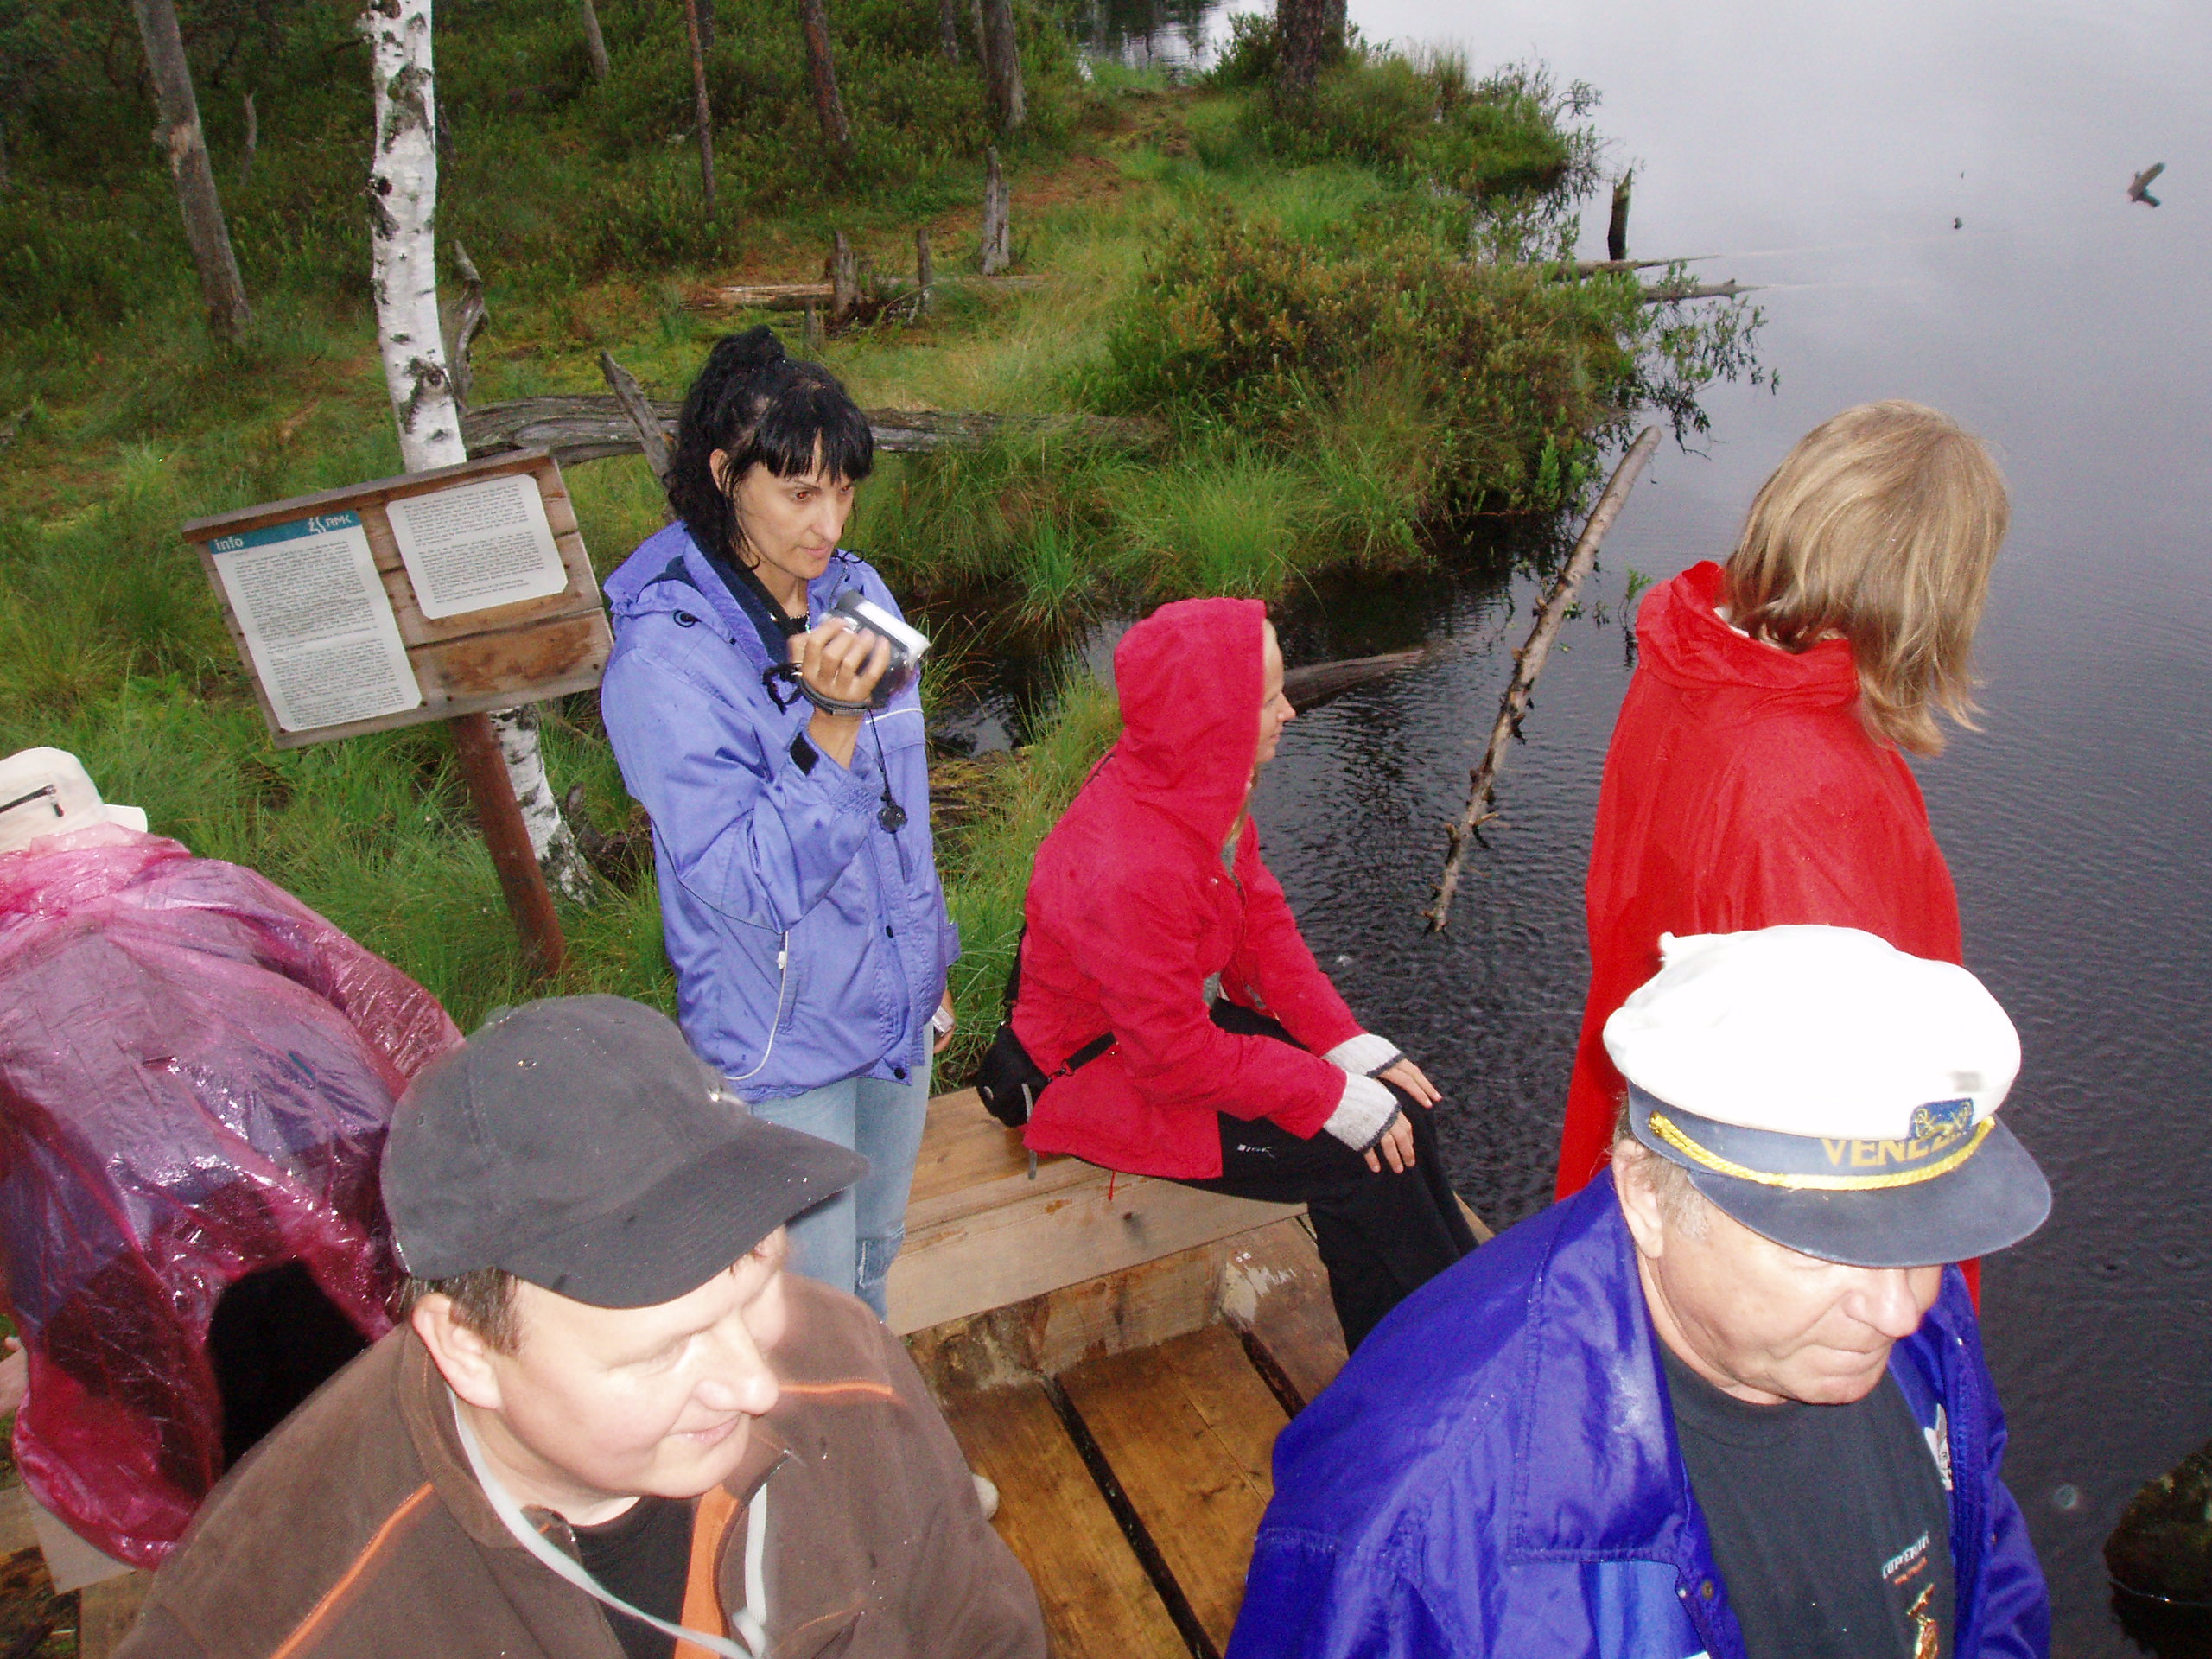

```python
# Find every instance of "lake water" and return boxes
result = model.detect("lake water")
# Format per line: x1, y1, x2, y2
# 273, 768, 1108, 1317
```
1079, 2, 2212, 1651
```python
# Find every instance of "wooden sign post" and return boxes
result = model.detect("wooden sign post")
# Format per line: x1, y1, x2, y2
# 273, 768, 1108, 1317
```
181, 448, 613, 976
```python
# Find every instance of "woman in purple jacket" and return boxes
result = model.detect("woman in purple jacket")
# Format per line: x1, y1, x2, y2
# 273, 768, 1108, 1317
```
599, 330, 957, 1318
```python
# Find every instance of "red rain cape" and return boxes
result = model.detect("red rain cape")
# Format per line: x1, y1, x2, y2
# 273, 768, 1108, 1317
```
1559, 563, 1964, 1198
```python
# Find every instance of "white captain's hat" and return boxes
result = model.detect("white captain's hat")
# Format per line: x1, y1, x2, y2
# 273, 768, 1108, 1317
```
1605, 925, 2050, 1268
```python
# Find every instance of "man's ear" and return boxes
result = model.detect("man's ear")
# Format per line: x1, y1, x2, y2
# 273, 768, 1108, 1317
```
1611, 1142, 1669, 1263
412, 1296, 506, 1414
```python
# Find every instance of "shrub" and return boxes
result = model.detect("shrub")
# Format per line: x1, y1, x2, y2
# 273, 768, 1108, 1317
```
1092, 207, 1761, 517
1211, 29, 1601, 207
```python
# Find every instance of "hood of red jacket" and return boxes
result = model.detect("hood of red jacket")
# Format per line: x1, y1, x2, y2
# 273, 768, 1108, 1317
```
1106, 596, 1266, 849
1636, 561, 1859, 710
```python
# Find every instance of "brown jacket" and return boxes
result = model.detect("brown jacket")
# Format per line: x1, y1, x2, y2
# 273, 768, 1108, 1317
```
117, 1276, 1045, 1659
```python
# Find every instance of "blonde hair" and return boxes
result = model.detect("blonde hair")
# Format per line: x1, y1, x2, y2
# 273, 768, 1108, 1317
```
1723, 402, 2009, 755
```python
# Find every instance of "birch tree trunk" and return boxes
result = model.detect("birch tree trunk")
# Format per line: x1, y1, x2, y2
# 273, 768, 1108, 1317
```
798, 0, 854, 161
575, 0, 610, 81
357, 0, 592, 904
937, 0, 959, 62
979, 145, 1010, 274
133, 0, 251, 340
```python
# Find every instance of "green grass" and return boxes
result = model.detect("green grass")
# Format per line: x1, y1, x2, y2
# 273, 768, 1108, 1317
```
0, 2, 1761, 1060
936, 675, 1122, 1081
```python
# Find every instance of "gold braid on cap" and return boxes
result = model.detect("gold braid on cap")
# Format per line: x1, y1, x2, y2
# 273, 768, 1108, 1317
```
1644, 1110, 1993, 1191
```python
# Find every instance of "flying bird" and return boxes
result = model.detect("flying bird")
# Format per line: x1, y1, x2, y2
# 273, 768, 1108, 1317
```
2128, 162, 2165, 207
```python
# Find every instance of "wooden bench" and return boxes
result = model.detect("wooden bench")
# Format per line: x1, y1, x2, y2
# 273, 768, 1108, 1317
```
885, 1090, 1307, 1336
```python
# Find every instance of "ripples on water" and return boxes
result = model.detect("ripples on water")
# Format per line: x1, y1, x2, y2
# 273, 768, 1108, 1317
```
1037, 3, 2211, 1650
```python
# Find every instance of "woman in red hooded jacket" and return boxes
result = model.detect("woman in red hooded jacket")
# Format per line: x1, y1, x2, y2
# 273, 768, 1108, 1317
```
1558, 403, 2012, 1206
1013, 597, 1477, 1351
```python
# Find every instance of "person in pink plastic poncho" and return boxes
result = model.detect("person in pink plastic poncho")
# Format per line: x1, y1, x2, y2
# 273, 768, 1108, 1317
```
0, 747, 461, 1567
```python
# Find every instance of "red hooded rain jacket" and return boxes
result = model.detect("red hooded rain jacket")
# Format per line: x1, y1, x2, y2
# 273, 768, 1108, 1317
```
1014, 599, 1366, 1179
1558, 561, 1964, 1198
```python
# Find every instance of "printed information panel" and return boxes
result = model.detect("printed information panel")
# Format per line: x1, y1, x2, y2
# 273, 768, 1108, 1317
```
207, 512, 423, 732
388, 472, 568, 620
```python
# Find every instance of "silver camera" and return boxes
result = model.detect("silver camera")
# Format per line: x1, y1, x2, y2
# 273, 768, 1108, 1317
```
829, 588, 931, 709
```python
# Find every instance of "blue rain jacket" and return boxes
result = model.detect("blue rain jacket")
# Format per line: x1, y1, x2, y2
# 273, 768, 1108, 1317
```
600, 523, 956, 1102
1230, 1173, 2050, 1659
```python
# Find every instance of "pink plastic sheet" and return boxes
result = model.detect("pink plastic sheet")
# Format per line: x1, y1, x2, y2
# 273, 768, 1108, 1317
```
0, 828, 461, 1566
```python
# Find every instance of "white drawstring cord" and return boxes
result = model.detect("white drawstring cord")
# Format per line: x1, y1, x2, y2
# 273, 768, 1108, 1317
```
452, 1393, 769, 1659
727, 934, 791, 1086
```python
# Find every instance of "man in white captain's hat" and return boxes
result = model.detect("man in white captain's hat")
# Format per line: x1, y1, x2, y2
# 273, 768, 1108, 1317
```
1234, 925, 2051, 1659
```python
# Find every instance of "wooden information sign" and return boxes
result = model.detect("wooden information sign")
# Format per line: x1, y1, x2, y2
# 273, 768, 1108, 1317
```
181, 450, 614, 976
181, 448, 611, 748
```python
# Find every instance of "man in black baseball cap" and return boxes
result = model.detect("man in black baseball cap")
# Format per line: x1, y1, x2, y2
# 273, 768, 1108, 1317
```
118, 996, 1045, 1659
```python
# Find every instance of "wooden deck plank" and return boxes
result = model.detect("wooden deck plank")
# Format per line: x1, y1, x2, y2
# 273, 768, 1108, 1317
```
1059, 1325, 1288, 1652
1219, 1219, 1350, 1410
79, 1572, 150, 1659
936, 1378, 1186, 1659
903, 1090, 1097, 1231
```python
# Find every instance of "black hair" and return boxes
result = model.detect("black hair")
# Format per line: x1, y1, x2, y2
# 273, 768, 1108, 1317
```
666, 327, 876, 569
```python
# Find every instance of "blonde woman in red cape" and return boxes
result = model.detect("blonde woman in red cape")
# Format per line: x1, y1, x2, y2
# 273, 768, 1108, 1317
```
1558, 404, 2010, 1296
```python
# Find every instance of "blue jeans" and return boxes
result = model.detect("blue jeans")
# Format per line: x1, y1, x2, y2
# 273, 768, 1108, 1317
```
745, 1056, 931, 1319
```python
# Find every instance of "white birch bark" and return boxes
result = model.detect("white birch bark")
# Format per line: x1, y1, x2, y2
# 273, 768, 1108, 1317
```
359, 0, 593, 904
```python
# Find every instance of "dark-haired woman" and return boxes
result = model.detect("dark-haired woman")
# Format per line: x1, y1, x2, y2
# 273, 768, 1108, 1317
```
600, 328, 957, 1319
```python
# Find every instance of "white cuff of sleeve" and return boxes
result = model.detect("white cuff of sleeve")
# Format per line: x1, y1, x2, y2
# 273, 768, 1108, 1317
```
1325, 1033, 1402, 1077
1321, 1072, 1400, 1152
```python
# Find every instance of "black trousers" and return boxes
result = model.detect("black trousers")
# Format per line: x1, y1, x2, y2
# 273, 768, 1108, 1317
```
1176, 1005, 1479, 1351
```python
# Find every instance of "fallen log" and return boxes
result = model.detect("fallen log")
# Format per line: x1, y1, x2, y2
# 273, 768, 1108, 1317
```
1281, 646, 1427, 713
688, 273, 1050, 312
1641, 278, 1758, 303
598, 353, 671, 481
1423, 426, 1662, 932
460, 395, 1164, 466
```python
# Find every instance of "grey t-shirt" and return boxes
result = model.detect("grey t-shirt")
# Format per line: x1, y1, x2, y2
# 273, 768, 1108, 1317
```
1661, 1342, 1954, 1659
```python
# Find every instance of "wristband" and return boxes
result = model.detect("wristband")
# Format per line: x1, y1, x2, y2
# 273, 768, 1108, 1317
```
798, 681, 874, 717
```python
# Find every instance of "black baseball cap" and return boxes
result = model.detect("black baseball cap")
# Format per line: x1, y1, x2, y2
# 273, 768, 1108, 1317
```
384, 995, 867, 1308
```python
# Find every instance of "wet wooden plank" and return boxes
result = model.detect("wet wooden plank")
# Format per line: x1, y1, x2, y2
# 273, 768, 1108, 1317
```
887, 1171, 1299, 1336
904, 1090, 1090, 1224
908, 1221, 1293, 1395
937, 1378, 1185, 1659
1059, 1325, 1287, 1652
79, 1571, 150, 1659
1219, 1218, 1349, 1410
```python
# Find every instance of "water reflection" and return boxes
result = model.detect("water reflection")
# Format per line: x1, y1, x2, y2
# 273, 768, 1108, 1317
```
1078, 0, 1227, 71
